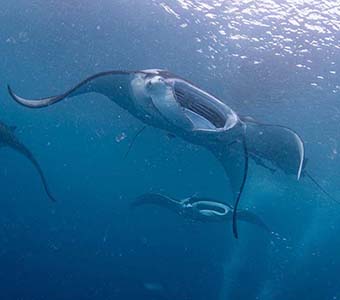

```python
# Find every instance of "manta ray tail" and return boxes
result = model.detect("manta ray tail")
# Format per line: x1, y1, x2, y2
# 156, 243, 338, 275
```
304, 171, 340, 204
232, 135, 249, 239
211, 132, 249, 239
8, 71, 135, 108
12, 143, 56, 202
124, 126, 147, 159
237, 209, 271, 233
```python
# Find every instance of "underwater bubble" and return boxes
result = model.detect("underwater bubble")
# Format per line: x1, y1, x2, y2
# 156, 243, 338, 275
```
115, 132, 127, 143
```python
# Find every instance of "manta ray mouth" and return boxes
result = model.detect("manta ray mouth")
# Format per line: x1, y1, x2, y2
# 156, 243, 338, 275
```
174, 88, 226, 129
194, 202, 228, 214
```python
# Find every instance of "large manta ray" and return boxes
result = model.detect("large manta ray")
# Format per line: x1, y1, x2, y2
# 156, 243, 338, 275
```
0, 121, 56, 202
8, 69, 305, 238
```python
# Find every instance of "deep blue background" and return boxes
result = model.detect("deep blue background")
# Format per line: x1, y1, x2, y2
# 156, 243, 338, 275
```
0, 1, 340, 299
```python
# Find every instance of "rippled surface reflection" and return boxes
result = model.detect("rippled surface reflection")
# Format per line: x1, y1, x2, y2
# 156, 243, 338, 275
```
156, 0, 340, 95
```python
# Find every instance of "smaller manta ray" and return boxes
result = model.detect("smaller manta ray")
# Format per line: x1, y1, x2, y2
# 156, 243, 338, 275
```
132, 193, 270, 234
0, 121, 56, 202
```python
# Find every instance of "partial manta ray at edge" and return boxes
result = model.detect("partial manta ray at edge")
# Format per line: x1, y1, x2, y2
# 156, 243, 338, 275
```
0, 121, 56, 202
8, 69, 309, 238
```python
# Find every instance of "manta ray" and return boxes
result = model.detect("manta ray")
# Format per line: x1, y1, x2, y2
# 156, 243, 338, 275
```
0, 121, 56, 202
132, 193, 270, 233
8, 69, 305, 238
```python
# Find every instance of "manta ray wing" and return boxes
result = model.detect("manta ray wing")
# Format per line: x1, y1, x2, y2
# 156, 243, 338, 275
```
132, 193, 182, 214
211, 120, 304, 237
237, 209, 271, 233
8, 71, 136, 108
8, 141, 56, 202
242, 118, 305, 179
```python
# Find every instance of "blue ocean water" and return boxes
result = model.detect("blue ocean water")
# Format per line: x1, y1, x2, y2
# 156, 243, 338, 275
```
1, 0, 340, 299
